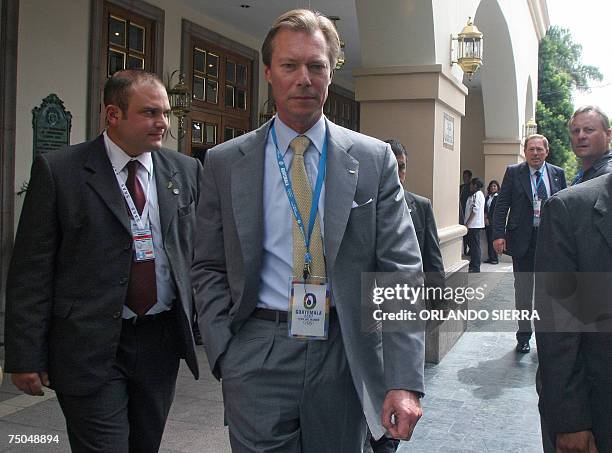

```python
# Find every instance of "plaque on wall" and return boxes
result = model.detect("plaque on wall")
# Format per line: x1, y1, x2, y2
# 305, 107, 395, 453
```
32, 94, 72, 157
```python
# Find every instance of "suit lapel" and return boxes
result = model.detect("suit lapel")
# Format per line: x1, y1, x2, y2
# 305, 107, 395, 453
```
153, 151, 179, 241
519, 163, 533, 202
84, 135, 131, 235
594, 178, 612, 251
324, 120, 359, 270
231, 124, 267, 272
546, 163, 562, 195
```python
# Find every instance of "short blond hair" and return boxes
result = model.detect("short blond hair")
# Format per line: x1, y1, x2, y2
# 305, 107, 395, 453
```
262, 9, 341, 71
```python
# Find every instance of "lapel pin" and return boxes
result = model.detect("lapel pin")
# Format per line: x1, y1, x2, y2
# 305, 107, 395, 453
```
173, 188, 180, 195
167, 181, 174, 189
348, 169, 356, 174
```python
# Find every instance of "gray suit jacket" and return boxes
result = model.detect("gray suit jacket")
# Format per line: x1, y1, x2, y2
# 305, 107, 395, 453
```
534, 174, 612, 449
192, 119, 425, 438
4, 136, 201, 395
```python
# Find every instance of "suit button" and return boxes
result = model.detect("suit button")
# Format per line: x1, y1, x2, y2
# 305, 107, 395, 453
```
112, 311, 121, 319
119, 277, 128, 285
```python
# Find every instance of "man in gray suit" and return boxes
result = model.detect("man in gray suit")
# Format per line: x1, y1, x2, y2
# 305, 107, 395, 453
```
5, 70, 201, 452
534, 173, 612, 452
193, 9, 425, 452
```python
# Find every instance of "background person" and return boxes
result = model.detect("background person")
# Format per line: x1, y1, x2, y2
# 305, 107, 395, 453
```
534, 173, 612, 453
463, 177, 485, 273
492, 134, 566, 353
569, 105, 612, 184
484, 180, 500, 264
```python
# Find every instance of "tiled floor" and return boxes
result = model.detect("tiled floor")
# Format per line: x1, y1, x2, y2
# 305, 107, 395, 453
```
0, 258, 544, 452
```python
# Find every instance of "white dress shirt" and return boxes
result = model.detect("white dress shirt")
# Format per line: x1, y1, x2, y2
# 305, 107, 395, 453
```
257, 115, 327, 311
103, 131, 176, 318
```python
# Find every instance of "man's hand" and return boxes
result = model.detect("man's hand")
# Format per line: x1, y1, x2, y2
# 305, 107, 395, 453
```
381, 389, 422, 440
493, 238, 506, 254
556, 431, 598, 453
11, 372, 50, 396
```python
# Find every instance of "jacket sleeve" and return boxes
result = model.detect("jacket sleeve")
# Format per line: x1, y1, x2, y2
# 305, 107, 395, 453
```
5, 155, 58, 373
191, 154, 234, 380
375, 146, 425, 395
492, 167, 513, 240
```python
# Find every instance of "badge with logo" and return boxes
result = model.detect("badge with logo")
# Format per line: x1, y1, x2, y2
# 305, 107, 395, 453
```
289, 277, 330, 340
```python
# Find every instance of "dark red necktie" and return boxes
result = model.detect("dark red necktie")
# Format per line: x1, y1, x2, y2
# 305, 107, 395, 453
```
125, 160, 157, 316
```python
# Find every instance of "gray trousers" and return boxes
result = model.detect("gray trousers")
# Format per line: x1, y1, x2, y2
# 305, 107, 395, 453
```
221, 315, 365, 453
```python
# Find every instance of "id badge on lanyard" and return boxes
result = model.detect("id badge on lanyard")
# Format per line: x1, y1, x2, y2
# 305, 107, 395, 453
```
113, 165, 156, 262
289, 276, 330, 340
270, 120, 330, 340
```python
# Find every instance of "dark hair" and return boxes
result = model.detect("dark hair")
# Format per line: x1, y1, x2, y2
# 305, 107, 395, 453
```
384, 139, 407, 158
470, 177, 484, 191
103, 69, 164, 113
487, 179, 500, 194
463, 169, 473, 178
262, 9, 341, 71
569, 105, 610, 131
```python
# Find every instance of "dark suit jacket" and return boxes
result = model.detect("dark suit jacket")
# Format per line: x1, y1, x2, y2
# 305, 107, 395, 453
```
492, 161, 566, 258
4, 135, 201, 395
404, 192, 444, 287
534, 174, 612, 450
484, 192, 498, 224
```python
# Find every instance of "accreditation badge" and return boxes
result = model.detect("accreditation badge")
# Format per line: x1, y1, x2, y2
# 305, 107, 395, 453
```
533, 199, 542, 226
288, 277, 330, 340
130, 219, 155, 262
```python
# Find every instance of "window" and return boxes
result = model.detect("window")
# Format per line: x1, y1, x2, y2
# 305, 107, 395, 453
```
182, 20, 259, 161
324, 85, 360, 131
88, 0, 164, 138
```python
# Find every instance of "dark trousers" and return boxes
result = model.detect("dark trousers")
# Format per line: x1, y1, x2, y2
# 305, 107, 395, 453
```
221, 315, 365, 453
512, 230, 537, 342
56, 311, 180, 453
466, 228, 483, 272
485, 225, 498, 262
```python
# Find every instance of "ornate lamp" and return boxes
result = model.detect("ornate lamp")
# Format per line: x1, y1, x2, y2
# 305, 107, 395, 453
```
451, 17, 484, 80
167, 70, 191, 140
523, 118, 538, 141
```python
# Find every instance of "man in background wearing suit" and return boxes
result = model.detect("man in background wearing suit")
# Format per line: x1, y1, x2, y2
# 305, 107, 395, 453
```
493, 134, 566, 353
193, 9, 425, 452
569, 105, 612, 185
535, 173, 612, 453
4, 70, 201, 452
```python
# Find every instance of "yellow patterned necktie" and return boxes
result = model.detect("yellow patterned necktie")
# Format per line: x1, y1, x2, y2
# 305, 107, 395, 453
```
290, 135, 326, 279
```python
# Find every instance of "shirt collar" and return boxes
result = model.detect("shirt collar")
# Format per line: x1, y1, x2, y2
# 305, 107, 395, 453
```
103, 131, 153, 175
273, 115, 326, 157
529, 162, 547, 177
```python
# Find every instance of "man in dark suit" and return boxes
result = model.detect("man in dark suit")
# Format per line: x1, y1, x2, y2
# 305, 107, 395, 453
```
459, 169, 472, 254
492, 134, 566, 353
569, 105, 612, 184
193, 9, 425, 453
534, 173, 612, 453
389, 139, 445, 289
4, 70, 201, 452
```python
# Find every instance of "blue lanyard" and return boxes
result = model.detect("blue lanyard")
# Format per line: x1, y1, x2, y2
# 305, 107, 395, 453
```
532, 170, 545, 200
270, 120, 327, 274
571, 170, 584, 186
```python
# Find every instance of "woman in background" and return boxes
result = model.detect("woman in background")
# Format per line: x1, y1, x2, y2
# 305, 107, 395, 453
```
484, 180, 500, 264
